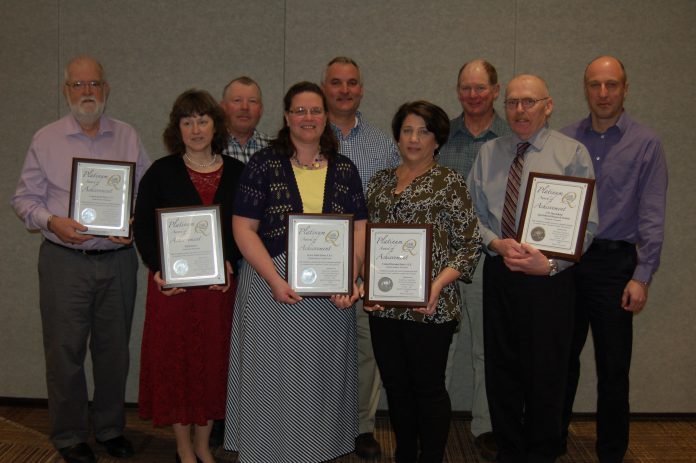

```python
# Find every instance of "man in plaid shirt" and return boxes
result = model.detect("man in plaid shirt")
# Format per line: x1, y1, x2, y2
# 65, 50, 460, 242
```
439, 59, 511, 462
322, 56, 400, 460
220, 76, 271, 164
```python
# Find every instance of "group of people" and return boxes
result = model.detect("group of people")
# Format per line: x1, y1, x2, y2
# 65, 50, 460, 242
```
11, 52, 666, 463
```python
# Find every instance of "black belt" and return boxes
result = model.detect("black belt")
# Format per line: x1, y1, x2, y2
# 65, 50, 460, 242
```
590, 239, 634, 252
45, 239, 132, 256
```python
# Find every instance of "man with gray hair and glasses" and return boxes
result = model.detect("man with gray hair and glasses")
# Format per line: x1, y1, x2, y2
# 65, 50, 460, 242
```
11, 55, 150, 463
321, 56, 400, 460
467, 74, 597, 462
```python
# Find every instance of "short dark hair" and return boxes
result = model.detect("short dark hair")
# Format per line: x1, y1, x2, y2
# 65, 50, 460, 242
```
391, 100, 450, 149
271, 81, 339, 159
457, 59, 499, 86
322, 56, 362, 85
163, 89, 228, 155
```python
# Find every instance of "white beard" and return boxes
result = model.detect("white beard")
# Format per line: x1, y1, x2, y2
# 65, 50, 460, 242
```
69, 96, 106, 126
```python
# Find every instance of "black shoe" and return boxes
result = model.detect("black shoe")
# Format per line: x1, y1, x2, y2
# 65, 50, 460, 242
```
58, 443, 97, 463
355, 432, 381, 459
96, 435, 134, 458
209, 419, 225, 448
474, 431, 498, 461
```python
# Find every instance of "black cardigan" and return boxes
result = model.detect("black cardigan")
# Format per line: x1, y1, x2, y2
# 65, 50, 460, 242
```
133, 154, 245, 272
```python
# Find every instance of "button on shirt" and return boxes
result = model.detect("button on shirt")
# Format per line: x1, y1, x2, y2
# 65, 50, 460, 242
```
330, 111, 401, 193
467, 126, 598, 271
11, 115, 151, 251
439, 112, 512, 180
223, 129, 272, 164
561, 112, 667, 282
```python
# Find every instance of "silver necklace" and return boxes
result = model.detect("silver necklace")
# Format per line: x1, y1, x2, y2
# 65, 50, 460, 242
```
184, 152, 217, 167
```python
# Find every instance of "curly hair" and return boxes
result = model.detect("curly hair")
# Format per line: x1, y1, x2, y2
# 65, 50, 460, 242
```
271, 81, 338, 160
163, 89, 228, 155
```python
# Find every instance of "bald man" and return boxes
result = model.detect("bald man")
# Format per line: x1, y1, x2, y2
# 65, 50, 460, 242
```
467, 74, 598, 463
559, 56, 668, 463
12, 56, 150, 463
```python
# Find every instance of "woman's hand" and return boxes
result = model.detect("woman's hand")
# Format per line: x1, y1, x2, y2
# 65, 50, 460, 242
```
209, 261, 234, 292
413, 285, 441, 316
154, 271, 186, 296
330, 281, 361, 309
269, 276, 302, 304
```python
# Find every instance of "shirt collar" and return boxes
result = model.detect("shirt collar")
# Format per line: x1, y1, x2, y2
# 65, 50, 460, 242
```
514, 124, 550, 151
453, 111, 506, 139
580, 110, 628, 135
66, 114, 111, 137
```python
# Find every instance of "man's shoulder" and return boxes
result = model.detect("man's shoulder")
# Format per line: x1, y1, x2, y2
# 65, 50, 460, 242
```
355, 116, 393, 143
32, 114, 74, 141
621, 113, 662, 143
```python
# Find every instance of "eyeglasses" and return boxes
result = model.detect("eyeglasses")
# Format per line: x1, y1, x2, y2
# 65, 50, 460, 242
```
65, 80, 105, 91
288, 107, 324, 116
459, 85, 490, 95
504, 97, 549, 110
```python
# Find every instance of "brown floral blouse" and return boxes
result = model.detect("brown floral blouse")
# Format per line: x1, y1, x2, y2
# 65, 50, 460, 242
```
366, 164, 482, 324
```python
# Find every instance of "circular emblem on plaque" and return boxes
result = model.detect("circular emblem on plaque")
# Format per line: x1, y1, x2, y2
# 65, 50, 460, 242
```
300, 267, 317, 285
530, 226, 546, 241
173, 259, 189, 276
378, 277, 393, 293
81, 208, 96, 224
325, 230, 340, 246
194, 219, 209, 235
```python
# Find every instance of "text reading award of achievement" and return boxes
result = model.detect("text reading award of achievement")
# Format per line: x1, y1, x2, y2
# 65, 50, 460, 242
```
157, 205, 226, 288
286, 214, 353, 296
364, 224, 433, 307
69, 158, 135, 237
517, 172, 595, 261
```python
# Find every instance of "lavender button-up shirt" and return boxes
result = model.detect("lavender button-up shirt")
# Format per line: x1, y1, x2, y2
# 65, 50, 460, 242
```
561, 112, 668, 283
11, 114, 150, 251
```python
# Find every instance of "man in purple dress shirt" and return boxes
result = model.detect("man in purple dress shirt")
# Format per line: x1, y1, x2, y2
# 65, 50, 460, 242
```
11, 56, 150, 463
559, 56, 668, 463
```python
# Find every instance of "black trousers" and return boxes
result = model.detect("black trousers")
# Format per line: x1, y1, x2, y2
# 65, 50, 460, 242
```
561, 241, 636, 463
370, 316, 456, 463
483, 255, 574, 463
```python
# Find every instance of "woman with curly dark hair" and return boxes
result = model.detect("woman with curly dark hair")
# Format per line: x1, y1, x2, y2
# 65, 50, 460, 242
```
134, 89, 245, 463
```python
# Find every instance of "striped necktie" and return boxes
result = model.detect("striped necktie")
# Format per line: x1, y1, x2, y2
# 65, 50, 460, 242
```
501, 142, 531, 239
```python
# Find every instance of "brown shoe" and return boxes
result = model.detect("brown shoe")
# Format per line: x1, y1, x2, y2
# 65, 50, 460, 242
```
355, 432, 381, 459
474, 432, 498, 461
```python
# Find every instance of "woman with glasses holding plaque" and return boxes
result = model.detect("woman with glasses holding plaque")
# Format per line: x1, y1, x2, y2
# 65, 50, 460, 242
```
133, 89, 244, 463
225, 81, 366, 463
365, 101, 482, 463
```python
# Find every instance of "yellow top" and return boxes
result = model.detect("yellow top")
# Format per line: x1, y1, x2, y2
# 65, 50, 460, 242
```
292, 165, 328, 213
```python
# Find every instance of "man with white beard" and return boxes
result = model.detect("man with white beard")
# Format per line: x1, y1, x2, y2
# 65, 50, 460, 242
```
12, 55, 150, 463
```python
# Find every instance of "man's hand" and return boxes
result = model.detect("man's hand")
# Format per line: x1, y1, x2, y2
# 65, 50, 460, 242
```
489, 238, 526, 259
49, 216, 95, 245
622, 280, 648, 312
503, 243, 551, 275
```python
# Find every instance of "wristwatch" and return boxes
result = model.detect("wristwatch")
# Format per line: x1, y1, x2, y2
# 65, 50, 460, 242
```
548, 259, 559, 277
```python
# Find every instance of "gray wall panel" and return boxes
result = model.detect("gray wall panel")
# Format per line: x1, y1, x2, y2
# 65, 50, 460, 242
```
1, 0, 693, 414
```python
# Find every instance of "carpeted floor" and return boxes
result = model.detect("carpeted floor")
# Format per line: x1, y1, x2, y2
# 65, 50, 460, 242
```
1, 407, 695, 462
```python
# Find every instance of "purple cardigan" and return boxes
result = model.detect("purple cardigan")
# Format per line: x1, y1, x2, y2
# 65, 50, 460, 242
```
234, 147, 367, 257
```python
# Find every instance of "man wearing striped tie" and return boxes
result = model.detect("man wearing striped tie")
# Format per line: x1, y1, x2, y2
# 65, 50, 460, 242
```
466, 74, 599, 463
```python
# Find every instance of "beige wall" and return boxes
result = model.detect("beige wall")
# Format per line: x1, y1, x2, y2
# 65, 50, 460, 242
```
2, 0, 694, 413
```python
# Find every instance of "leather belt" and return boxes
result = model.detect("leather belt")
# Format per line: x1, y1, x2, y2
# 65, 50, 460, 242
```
45, 239, 132, 256
590, 239, 634, 252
